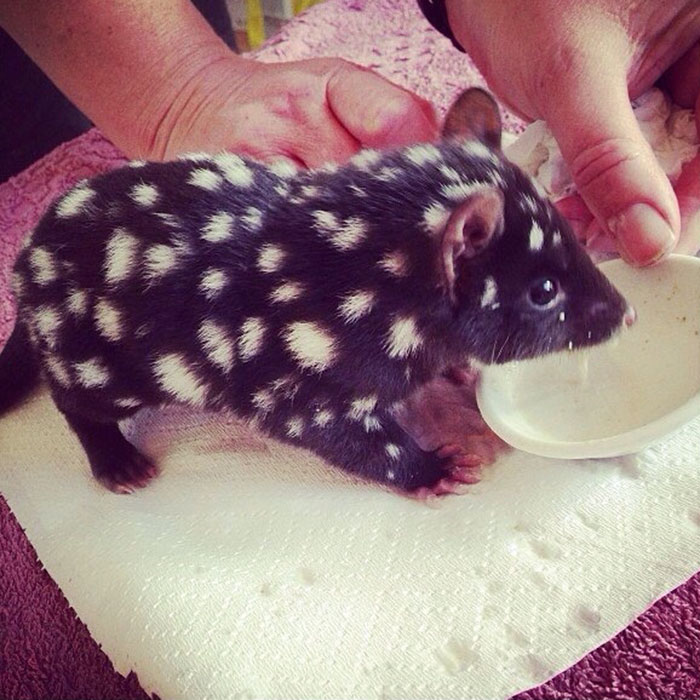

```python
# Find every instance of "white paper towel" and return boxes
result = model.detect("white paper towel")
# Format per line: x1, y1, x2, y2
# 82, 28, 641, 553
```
2, 389, 700, 700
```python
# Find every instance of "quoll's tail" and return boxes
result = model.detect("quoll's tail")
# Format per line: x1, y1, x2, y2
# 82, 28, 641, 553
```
0, 321, 41, 414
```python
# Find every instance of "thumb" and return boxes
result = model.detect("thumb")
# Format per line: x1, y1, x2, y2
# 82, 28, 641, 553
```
326, 63, 438, 149
543, 68, 680, 266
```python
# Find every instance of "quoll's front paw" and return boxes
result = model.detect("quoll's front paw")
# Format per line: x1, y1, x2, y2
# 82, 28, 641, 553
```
383, 441, 483, 498
407, 443, 484, 499
92, 444, 160, 494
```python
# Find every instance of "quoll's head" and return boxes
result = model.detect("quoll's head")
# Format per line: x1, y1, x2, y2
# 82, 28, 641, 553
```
436, 88, 634, 364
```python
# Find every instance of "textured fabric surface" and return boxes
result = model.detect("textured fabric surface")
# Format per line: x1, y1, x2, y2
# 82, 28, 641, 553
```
1, 0, 700, 698
4, 390, 700, 700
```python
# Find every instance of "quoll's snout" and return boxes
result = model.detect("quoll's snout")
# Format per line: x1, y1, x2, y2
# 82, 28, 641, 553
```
586, 298, 633, 322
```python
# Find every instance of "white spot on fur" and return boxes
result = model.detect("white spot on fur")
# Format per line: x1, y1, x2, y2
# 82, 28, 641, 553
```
275, 183, 290, 198
144, 241, 187, 281
268, 159, 298, 178
423, 202, 450, 234
301, 185, 320, 199
130, 183, 159, 207
529, 221, 545, 251
379, 250, 409, 278
405, 144, 441, 165
558, 311, 566, 322
238, 318, 265, 360
488, 168, 507, 189
552, 230, 562, 247
115, 397, 142, 409
127, 160, 146, 168
56, 184, 95, 217
153, 353, 207, 405
521, 194, 538, 214
286, 417, 305, 438
188, 168, 223, 191
313, 210, 339, 232
270, 281, 304, 304
242, 207, 262, 230
441, 180, 482, 201
284, 321, 337, 372
439, 164, 461, 180
351, 149, 382, 170
29, 248, 57, 286
385, 443, 402, 460
252, 389, 275, 415
214, 152, 253, 187
34, 306, 61, 348
65, 289, 87, 317
257, 244, 285, 273
317, 162, 339, 175
202, 211, 234, 243
104, 227, 138, 286
480, 276, 499, 308
347, 395, 378, 420
199, 268, 228, 300
386, 316, 423, 359
462, 140, 496, 161
198, 319, 235, 372
339, 217, 369, 251
313, 408, 334, 427
338, 289, 375, 322
94, 299, 123, 342
349, 184, 367, 198
363, 415, 382, 432
45, 355, 71, 387
313, 211, 369, 250
74, 357, 110, 388
376, 167, 401, 182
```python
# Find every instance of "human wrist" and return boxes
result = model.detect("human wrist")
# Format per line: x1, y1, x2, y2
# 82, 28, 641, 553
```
0, 0, 249, 159
133, 44, 250, 160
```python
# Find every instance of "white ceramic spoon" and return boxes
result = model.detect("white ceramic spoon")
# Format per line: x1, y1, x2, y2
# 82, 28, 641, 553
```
476, 255, 700, 459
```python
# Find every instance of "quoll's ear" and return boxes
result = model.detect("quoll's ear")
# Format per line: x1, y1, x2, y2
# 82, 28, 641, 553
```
442, 88, 502, 149
441, 186, 504, 303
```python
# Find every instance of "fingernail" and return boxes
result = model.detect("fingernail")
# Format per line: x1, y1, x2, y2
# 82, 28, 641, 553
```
608, 203, 676, 266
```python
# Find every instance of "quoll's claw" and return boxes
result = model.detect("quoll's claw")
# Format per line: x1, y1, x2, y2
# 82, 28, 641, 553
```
410, 478, 469, 500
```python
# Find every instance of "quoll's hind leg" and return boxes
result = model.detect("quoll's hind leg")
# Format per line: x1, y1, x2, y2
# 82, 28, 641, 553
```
55, 397, 158, 494
257, 386, 479, 495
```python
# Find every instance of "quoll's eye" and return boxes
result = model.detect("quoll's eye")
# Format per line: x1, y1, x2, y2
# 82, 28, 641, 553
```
528, 277, 560, 309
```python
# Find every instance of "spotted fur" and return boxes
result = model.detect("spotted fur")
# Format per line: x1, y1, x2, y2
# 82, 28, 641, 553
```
3, 91, 630, 495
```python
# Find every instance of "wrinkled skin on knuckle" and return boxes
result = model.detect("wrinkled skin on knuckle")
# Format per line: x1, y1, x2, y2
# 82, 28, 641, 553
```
568, 136, 646, 192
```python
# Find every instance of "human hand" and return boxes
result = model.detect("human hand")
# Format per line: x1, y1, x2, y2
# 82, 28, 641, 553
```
445, 0, 700, 265
146, 55, 438, 167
